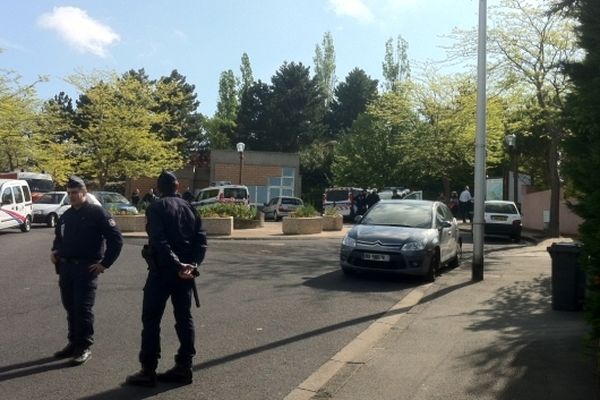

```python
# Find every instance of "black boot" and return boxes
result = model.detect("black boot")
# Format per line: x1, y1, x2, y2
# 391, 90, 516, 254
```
126, 367, 157, 387
157, 365, 193, 384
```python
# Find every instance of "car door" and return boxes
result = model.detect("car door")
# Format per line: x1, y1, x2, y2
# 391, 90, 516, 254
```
0, 185, 17, 229
435, 204, 456, 263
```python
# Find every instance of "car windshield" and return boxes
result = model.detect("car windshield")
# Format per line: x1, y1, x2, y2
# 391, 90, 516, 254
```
25, 179, 55, 192
34, 193, 64, 204
361, 202, 433, 228
485, 203, 518, 214
97, 192, 130, 205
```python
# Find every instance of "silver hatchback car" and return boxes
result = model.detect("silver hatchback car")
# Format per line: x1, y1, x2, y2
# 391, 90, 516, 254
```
263, 196, 303, 221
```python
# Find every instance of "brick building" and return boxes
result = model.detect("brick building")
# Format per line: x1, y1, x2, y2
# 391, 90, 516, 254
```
126, 150, 300, 206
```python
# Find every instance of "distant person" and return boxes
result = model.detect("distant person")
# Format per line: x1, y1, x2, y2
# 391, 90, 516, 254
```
448, 191, 459, 218
142, 188, 158, 205
459, 186, 473, 223
182, 187, 194, 203
356, 190, 368, 215
437, 192, 446, 203
365, 189, 380, 209
131, 188, 141, 207
391, 189, 402, 199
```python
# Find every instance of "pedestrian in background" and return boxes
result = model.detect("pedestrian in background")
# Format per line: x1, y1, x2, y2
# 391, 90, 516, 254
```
131, 188, 141, 207
50, 176, 123, 366
126, 171, 207, 387
366, 188, 380, 209
448, 191, 459, 218
142, 188, 158, 205
459, 186, 473, 223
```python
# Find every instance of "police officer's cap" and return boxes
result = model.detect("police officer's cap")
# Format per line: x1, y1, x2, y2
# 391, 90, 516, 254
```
67, 175, 86, 189
157, 171, 178, 193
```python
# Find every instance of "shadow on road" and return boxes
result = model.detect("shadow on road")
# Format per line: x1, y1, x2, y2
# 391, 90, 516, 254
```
300, 269, 421, 293
0, 356, 70, 382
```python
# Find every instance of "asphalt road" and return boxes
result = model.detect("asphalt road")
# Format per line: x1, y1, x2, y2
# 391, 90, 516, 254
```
0, 226, 525, 400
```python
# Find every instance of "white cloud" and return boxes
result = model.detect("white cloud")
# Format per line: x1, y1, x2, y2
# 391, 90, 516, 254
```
328, 0, 374, 23
37, 6, 120, 58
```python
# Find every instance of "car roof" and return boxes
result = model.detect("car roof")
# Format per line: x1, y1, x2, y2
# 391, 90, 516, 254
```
484, 200, 517, 205
200, 185, 248, 190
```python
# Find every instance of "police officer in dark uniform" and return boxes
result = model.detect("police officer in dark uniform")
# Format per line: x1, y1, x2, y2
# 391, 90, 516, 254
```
50, 176, 123, 366
126, 171, 207, 387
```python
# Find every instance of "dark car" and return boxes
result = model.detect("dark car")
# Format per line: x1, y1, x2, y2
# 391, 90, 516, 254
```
340, 200, 461, 281
90, 191, 138, 214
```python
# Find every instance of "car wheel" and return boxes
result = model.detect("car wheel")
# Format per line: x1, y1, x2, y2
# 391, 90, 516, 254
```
424, 251, 439, 282
47, 213, 58, 228
448, 240, 462, 269
20, 216, 31, 233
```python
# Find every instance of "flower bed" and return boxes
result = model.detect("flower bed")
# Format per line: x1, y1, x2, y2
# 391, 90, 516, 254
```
322, 214, 343, 231
202, 216, 233, 235
282, 216, 323, 235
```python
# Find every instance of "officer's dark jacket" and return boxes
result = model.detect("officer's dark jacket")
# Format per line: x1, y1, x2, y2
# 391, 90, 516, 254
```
52, 201, 123, 268
145, 194, 207, 270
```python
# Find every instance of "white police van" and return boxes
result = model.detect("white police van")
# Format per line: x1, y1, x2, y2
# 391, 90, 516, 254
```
0, 179, 33, 232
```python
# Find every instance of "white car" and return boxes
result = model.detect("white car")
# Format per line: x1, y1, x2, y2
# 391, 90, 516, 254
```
484, 200, 522, 241
33, 191, 70, 227
32, 191, 103, 227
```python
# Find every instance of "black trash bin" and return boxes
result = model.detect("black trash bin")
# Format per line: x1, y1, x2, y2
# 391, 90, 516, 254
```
547, 242, 586, 311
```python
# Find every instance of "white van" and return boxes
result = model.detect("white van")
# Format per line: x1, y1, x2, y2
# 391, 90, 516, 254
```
193, 184, 249, 207
0, 179, 33, 232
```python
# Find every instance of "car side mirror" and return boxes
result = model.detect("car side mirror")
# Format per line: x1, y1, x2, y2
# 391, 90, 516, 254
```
354, 215, 363, 223
441, 221, 452, 228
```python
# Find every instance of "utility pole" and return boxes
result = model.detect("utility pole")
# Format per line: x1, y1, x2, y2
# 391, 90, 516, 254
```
472, 0, 487, 282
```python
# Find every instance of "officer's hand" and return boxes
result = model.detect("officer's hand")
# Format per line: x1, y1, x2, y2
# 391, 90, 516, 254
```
178, 264, 195, 280
50, 252, 59, 265
89, 263, 107, 276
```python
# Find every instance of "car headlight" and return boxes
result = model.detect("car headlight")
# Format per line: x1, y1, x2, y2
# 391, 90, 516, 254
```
342, 235, 356, 248
402, 239, 427, 252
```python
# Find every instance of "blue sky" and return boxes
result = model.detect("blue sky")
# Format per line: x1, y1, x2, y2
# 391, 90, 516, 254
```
1, 0, 490, 116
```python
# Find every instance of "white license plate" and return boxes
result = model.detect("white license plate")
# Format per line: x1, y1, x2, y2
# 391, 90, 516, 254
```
363, 253, 390, 262
491, 215, 508, 221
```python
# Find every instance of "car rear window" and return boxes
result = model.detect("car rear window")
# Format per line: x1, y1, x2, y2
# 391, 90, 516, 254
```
282, 198, 301, 205
485, 203, 518, 214
325, 190, 350, 202
224, 188, 248, 199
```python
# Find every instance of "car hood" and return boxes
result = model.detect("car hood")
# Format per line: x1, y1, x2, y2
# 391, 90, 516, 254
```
350, 224, 433, 245
33, 204, 62, 213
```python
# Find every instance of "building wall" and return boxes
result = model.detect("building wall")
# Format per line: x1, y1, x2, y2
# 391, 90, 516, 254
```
521, 188, 583, 235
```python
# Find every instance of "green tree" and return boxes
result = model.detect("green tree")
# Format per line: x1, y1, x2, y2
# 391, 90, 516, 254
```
0, 70, 42, 171
559, 0, 600, 340
327, 67, 379, 136
313, 31, 336, 106
268, 62, 325, 151
382, 35, 410, 93
239, 52, 254, 97
69, 72, 183, 187
237, 80, 272, 150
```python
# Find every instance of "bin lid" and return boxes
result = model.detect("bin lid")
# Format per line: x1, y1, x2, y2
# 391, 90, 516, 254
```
547, 242, 581, 254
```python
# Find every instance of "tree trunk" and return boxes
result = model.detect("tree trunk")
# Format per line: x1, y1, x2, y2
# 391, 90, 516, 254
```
547, 126, 561, 237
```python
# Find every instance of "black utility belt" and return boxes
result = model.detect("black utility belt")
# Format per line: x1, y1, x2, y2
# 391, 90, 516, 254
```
60, 258, 99, 265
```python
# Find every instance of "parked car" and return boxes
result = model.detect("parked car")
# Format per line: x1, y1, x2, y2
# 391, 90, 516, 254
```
484, 200, 522, 241
32, 191, 69, 227
193, 184, 249, 207
340, 200, 461, 281
263, 196, 303, 221
90, 191, 138, 214
0, 179, 33, 232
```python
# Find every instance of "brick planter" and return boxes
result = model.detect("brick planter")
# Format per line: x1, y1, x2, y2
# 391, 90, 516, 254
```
112, 214, 146, 232
282, 216, 323, 235
203, 217, 233, 235
322, 215, 343, 231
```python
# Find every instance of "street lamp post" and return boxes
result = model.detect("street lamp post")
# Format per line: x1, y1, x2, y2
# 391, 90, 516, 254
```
236, 142, 245, 185
505, 134, 518, 205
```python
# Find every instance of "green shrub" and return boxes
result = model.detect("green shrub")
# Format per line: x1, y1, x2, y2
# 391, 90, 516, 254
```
290, 204, 319, 218
323, 206, 342, 217
197, 203, 258, 220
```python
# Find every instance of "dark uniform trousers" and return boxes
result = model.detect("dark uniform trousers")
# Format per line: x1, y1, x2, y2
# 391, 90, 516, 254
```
58, 259, 98, 349
140, 268, 196, 369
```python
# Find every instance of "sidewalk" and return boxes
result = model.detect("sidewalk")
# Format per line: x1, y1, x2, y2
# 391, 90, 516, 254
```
286, 238, 599, 400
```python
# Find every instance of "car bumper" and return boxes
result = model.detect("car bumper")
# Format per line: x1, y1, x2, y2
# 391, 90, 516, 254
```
340, 245, 434, 276
32, 214, 48, 223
